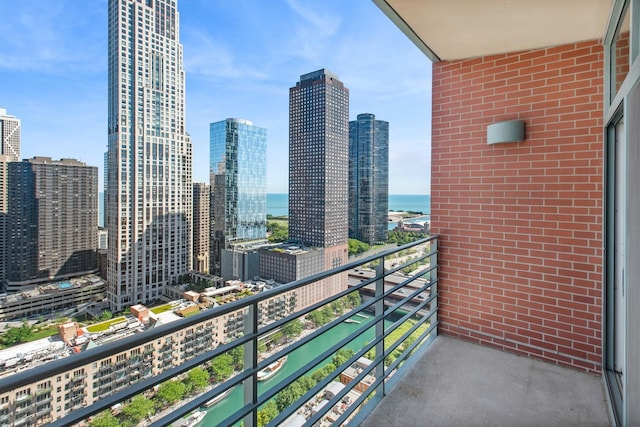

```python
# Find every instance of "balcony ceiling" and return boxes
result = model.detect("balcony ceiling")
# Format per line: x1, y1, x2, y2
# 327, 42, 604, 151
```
373, 0, 612, 61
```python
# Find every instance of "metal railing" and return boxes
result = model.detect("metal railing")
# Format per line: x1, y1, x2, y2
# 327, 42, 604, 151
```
0, 235, 438, 426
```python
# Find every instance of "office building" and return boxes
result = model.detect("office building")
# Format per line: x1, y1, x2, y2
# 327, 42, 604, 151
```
287, 69, 349, 307
192, 182, 210, 273
0, 108, 20, 286
6, 157, 98, 292
210, 118, 267, 277
106, 0, 192, 311
349, 113, 389, 244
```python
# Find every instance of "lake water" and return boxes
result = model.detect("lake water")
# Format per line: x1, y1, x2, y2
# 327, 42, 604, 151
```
98, 193, 431, 228
267, 193, 430, 217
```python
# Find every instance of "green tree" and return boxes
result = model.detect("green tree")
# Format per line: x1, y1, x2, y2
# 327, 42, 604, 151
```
2, 321, 33, 346
229, 345, 244, 370
257, 400, 279, 427
155, 381, 186, 406
266, 220, 288, 242
348, 238, 370, 256
275, 381, 305, 411
307, 310, 325, 328
90, 411, 121, 427
122, 395, 155, 424
100, 310, 113, 321
332, 348, 354, 368
346, 291, 361, 308
186, 367, 210, 392
281, 319, 303, 338
210, 354, 234, 381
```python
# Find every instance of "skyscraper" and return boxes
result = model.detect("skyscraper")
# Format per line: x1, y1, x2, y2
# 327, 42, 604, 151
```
349, 113, 389, 244
6, 158, 98, 292
0, 108, 20, 286
106, 0, 192, 311
288, 69, 349, 305
192, 182, 210, 274
210, 118, 267, 277
0, 109, 20, 161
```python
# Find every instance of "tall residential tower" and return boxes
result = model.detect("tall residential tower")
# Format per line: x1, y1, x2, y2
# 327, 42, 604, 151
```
288, 69, 349, 306
0, 108, 20, 286
210, 118, 267, 278
6, 158, 98, 292
349, 113, 389, 244
106, 0, 192, 310
192, 182, 210, 274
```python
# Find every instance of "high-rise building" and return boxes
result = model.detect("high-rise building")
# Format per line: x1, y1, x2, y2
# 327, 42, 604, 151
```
0, 109, 20, 161
106, 0, 192, 311
287, 69, 349, 307
6, 157, 98, 292
0, 108, 20, 286
192, 182, 210, 273
209, 118, 267, 277
349, 113, 389, 244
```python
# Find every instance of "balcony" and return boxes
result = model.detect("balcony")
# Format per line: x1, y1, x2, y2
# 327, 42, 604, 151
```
361, 335, 611, 426
0, 236, 612, 426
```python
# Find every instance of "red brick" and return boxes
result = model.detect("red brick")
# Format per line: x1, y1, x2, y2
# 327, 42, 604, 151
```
433, 40, 603, 372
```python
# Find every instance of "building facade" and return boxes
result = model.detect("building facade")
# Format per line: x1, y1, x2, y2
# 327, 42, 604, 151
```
192, 182, 210, 273
209, 118, 267, 277
106, 0, 192, 311
0, 108, 20, 287
288, 69, 350, 307
6, 158, 98, 292
348, 113, 389, 245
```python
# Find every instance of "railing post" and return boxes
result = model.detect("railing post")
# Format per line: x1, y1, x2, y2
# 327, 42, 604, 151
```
429, 238, 438, 342
375, 255, 386, 398
243, 303, 258, 427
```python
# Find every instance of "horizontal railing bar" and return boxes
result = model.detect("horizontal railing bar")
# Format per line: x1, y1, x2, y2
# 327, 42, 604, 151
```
0, 236, 436, 396
218, 313, 386, 426
267, 325, 384, 427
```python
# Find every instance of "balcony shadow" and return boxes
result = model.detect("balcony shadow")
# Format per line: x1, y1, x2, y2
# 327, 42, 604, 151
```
361, 335, 612, 427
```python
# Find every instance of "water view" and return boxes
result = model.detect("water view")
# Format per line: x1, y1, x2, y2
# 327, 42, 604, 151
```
201, 313, 382, 426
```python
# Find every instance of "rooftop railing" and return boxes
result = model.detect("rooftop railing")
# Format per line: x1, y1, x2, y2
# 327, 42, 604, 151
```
0, 235, 438, 426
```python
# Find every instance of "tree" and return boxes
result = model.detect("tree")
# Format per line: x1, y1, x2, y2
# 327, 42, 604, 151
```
348, 238, 370, 256
2, 321, 33, 346
90, 411, 121, 427
257, 400, 279, 427
346, 292, 361, 308
186, 367, 210, 392
122, 395, 155, 424
267, 220, 288, 242
281, 319, 303, 338
307, 310, 325, 328
228, 346, 244, 370
100, 310, 113, 321
332, 348, 354, 368
275, 381, 305, 411
210, 354, 234, 381
155, 381, 186, 406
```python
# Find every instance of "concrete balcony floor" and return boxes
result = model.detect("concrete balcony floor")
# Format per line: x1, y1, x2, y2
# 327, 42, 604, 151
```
361, 335, 612, 427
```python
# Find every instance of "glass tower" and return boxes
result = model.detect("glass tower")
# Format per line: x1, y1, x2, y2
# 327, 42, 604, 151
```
106, 0, 192, 311
210, 118, 267, 275
349, 113, 389, 244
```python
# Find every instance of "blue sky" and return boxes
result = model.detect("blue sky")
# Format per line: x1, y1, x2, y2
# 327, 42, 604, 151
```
0, 0, 432, 194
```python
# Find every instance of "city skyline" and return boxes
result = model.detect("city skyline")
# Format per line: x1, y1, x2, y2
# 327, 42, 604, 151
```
0, 0, 432, 195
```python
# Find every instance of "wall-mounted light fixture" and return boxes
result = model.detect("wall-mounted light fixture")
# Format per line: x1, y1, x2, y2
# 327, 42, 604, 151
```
487, 120, 525, 145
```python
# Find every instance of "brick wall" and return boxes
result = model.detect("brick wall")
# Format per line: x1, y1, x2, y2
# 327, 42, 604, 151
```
431, 40, 603, 372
